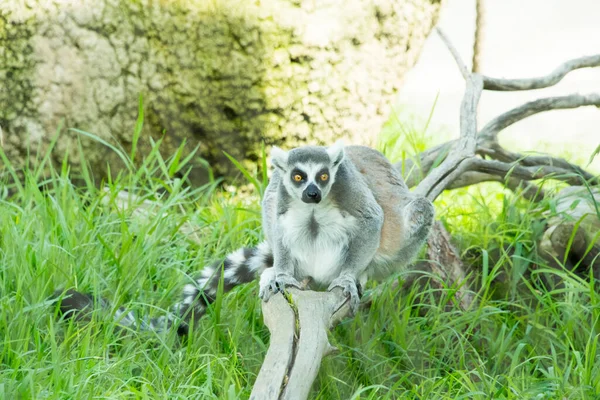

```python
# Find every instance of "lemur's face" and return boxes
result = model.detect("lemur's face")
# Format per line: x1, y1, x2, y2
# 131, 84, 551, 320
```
270, 141, 345, 204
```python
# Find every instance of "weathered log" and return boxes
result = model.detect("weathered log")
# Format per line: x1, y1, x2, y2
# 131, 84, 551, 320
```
250, 288, 349, 400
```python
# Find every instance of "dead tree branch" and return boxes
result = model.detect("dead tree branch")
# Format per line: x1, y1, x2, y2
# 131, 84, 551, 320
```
436, 27, 469, 79
482, 55, 600, 91
400, 140, 456, 188
447, 173, 545, 202
413, 72, 483, 200
479, 93, 600, 142
250, 288, 349, 400
468, 158, 593, 186
396, 29, 599, 198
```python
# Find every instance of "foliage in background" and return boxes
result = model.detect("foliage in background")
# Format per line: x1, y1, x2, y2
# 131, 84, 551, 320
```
1, 109, 600, 399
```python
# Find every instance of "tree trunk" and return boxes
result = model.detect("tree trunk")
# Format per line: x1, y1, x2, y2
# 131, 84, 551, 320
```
0, 0, 443, 185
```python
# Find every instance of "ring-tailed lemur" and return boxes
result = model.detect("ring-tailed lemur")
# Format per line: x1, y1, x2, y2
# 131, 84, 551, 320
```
53, 142, 434, 335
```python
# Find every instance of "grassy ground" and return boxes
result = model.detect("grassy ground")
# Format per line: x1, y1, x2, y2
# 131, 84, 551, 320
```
1, 121, 600, 399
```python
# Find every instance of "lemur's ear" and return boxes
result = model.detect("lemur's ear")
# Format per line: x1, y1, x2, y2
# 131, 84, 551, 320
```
327, 140, 345, 167
270, 146, 288, 171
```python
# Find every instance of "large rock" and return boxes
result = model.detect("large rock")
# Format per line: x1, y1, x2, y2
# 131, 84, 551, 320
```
0, 0, 442, 184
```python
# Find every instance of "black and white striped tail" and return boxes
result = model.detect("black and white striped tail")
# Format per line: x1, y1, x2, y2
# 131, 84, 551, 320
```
177, 241, 273, 334
52, 241, 273, 336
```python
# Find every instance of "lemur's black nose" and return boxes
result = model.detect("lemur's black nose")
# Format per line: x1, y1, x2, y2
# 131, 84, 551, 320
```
302, 184, 322, 203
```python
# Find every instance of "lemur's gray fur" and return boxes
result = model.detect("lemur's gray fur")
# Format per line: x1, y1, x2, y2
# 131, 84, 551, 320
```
53, 142, 434, 336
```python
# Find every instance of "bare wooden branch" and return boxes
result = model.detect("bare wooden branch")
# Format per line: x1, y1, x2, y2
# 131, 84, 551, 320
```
398, 132, 597, 199
469, 158, 594, 186
250, 293, 296, 399
446, 172, 545, 202
411, 28, 487, 200
400, 32, 599, 201
414, 74, 483, 201
396, 140, 456, 188
477, 143, 598, 184
250, 288, 350, 400
479, 93, 600, 142
403, 147, 594, 197
436, 27, 469, 79
482, 55, 600, 91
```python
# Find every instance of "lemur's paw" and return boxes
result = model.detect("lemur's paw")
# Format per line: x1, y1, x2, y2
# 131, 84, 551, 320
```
258, 268, 301, 302
328, 275, 361, 314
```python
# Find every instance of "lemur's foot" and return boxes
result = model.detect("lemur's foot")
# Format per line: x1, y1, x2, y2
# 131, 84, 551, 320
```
259, 268, 301, 302
328, 275, 361, 314
405, 197, 435, 236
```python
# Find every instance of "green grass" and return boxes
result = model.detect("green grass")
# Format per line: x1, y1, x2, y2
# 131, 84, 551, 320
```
1, 120, 600, 399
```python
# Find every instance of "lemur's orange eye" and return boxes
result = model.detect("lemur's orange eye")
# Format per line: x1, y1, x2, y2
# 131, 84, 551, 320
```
320, 173, 329, 181
293, 174, 303, 182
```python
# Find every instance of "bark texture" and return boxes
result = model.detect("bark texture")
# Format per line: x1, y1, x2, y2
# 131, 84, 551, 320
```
0, 0, 442, 184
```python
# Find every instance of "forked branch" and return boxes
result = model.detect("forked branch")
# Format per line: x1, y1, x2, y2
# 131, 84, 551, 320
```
398, 28, 600, 197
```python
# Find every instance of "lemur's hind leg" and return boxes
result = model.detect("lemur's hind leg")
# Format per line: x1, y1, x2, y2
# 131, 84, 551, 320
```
395, 196, 435, 265
405, 197, 435, 242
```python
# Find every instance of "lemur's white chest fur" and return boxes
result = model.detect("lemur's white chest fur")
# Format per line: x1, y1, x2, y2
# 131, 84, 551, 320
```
279, 199, 357, 286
